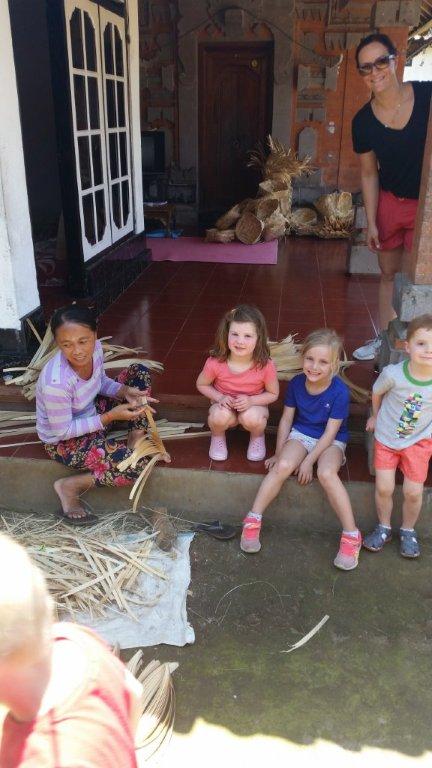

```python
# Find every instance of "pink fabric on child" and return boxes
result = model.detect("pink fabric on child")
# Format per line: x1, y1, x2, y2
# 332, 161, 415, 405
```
202, 357, 277, 397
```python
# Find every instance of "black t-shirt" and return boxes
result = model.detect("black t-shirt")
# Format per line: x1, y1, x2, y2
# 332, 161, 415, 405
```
352, 81, 432, 199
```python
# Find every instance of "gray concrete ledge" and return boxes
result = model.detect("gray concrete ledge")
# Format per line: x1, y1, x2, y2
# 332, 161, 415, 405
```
2, 457, 432, 533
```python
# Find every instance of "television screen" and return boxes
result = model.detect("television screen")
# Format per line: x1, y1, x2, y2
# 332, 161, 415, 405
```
141, 131, 165, 173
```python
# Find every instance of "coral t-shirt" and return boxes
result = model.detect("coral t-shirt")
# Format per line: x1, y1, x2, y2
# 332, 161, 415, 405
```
202, 356, 277, 397
0, 623, 138, 768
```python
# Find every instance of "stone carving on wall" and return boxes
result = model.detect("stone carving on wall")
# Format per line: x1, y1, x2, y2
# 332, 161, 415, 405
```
295, 2, 327, 21
139, 0, 178, 164
327, 0, 374, 27
324, 30, 364, 51
374, 0, 420, 26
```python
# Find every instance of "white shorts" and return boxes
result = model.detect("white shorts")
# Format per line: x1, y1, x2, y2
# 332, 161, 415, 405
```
288, 428, 346, 463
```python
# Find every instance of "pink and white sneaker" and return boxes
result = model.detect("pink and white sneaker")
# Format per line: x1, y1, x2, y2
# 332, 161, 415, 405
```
247, 434, 266, 461
334, 531, 362, 571
209, 435, 228, 461
240, 513, 262, 553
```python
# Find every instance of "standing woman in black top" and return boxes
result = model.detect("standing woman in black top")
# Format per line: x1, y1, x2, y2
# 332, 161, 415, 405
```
351, 33, 432, 360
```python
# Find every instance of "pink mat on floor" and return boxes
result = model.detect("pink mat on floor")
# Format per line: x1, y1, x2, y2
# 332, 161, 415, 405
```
149, 236, 278, 265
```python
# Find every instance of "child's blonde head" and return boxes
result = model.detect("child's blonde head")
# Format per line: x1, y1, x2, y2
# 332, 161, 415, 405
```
406, 314, 432, 341
210, 304, 270, 367
301, 328, 342, 376
0, 534, 53, 662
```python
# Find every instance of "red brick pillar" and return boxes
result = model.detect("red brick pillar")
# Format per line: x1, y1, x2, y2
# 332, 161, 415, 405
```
404, 103, 432, 285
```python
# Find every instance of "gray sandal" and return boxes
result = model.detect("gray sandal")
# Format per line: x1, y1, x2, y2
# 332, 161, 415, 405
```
363, 524, 392, 552
400, 529, 420, 559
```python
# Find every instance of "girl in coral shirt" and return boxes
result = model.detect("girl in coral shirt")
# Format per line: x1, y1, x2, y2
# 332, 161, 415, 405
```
196, 305, 279, 462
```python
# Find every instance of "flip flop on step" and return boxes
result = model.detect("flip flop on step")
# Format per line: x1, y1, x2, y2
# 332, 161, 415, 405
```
190, 520, 237, 540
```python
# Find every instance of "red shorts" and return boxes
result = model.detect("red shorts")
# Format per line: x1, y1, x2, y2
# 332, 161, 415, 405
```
374, 438, 432, 484
376, 189, 418, 252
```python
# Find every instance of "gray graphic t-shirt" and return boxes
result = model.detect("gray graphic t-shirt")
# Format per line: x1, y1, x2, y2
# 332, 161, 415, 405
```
373, 360, 432, 449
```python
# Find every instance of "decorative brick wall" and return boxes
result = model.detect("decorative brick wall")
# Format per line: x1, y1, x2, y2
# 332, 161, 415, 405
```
138, 0, 179, 165
138, 0, 417, 227
292, 2, 412, 203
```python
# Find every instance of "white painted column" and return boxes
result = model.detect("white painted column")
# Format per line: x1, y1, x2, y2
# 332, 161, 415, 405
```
0, 0, 39, 331
126, 0, 144, 234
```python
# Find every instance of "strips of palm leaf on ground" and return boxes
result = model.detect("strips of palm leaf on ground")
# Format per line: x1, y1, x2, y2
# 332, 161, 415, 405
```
0, 510, 167, 619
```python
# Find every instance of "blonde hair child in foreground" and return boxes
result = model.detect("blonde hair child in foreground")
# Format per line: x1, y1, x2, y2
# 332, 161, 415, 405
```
0, 533, 141, 767
196, 305, 279, 461
363, 314, 432, 558
241, 329, 362, 570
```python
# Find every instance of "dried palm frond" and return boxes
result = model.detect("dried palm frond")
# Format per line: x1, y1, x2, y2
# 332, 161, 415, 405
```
314, 191, 354, 238
254, 197, 279, 220
0, 511, 166, 619
315, 222, 353, 239
269, 335, 370, 403
314, 191, 353, 220
262, 211, 288, 242
248, 136, 313, 183
117, 408, 168, 512
205, 228, 236, 243
127, 651, 178, 761
258, 179, 290, 196
289, 207, 318, 235
215, 204, 242, 230
269, 335, 302, 379
272, 187, 293, 217
4, 323, 164, 401
235, 212, 263, 244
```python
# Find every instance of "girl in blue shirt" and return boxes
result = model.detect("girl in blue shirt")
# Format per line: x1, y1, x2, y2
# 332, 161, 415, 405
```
241, 329, 361, 570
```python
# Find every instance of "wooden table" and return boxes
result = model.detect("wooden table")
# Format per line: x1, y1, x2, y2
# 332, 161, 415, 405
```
143, 203, 176, 234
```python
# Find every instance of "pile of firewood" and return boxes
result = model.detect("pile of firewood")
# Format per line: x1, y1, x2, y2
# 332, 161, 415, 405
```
206, 136, 354, 244
206, 136, 311, 244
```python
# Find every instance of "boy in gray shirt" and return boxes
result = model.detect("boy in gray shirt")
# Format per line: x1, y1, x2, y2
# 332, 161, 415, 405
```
364, 314, 432, 558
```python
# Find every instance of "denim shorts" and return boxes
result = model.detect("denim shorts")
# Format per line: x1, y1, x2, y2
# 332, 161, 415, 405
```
288, 428, 346, 462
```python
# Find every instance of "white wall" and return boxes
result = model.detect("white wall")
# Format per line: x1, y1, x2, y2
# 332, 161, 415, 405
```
404, 43, 432, 82
127, 0, 144, 234
0, 0, 39, 331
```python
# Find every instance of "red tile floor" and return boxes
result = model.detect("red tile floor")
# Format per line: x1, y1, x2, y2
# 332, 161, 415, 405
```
2, 236, 416, 484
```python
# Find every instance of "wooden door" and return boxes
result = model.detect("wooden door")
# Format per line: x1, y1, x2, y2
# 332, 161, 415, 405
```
199, 43, 273, 215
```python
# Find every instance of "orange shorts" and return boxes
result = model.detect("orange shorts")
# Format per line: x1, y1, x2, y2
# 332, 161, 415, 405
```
376, 189, 418, 252
374, 439, 432, 484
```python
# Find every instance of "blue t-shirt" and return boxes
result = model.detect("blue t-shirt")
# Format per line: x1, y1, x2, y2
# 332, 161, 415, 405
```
284, 374, 349, 442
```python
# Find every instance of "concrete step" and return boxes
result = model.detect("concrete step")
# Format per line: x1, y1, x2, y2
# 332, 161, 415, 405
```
2, 456, 432, 533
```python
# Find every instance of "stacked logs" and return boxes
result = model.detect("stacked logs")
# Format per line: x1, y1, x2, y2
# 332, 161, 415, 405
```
205, 136, 354, 244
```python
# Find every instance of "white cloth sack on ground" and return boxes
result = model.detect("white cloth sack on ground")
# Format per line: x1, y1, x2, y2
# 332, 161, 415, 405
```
72, 532, 195, 649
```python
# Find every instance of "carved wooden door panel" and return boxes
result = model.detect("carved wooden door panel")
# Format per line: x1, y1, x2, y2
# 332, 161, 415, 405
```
199, 43, 273, 215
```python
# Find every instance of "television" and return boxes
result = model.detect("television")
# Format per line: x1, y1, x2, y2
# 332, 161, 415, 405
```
141, 130, 165, 173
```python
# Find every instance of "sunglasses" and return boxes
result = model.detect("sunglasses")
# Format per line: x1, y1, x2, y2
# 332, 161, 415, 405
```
357, 53, 396, 76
